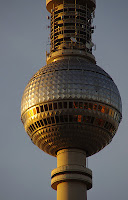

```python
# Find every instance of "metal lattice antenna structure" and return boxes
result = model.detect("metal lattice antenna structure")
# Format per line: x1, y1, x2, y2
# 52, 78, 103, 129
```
21, 0, 122, 200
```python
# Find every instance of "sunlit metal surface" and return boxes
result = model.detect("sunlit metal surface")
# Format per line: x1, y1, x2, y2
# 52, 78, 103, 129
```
21, 57, 122, 157
21, 57, 122, 114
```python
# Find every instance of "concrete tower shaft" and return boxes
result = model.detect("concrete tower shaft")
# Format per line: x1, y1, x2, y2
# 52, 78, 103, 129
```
51, 149, 92, 200
46, 0, 96, 64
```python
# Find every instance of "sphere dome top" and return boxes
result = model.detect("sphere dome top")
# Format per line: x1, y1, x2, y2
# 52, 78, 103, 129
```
21, 57, 122, 115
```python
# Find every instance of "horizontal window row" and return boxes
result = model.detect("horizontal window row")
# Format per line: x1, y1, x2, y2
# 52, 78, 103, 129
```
52, 15, 91, 23
53, 37, 90, 46
23, 101, 121, 123
52, 7, 91, 16
51, 30, 91, 38
28, 115, 116, 135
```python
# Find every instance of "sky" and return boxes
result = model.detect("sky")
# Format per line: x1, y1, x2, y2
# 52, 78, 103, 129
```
0, 0, 128, 200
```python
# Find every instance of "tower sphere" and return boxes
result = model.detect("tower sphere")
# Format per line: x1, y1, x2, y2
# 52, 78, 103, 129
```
21, 56, 122, 157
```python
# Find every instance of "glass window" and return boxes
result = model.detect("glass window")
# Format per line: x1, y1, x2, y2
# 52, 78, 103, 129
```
104, 122, 111, 130
37, 121, 41, 127
44, 104, 48, 111
36, 107, 40, 113
73, 115, 78, 122
98, 105, 102, 112
84, 102, 88, 109
109, 109, 112, 116
29, 127, 32, 133
73, 102, 78, 108
78, 115, 82, 122
43, 118, 47, 125
58, 102, 62, 109
69, 115, 73, 122
55, 116, 59, 123
30, 125, 33, 132
33, 108, 37, 115
32, 124, 35, 130
64, 115, 68, 122
63, 102, 67, 108
69, 102, 73, 108
40, 120, 44, 126
93, 104, 97, 111
114, 112, 117, 119
83, 116, 91, 123
91, 117, 95, 124
30, 109, 34, 117
27, 111, 30, 118
54, 102, 57, 109
86, 116, 91, 123
35, 122, 38, 128
79, 102, 83, 109
40, 105, 44, 112
47, 117, 51, 124
83, 116, 86, 123
60, 115, 64, 122
88, 103, 93, 110
105, 107, 109, 114
101, 106, 105, 113
111, 110, 114, 117
51, 116, 55, 124
49, 103, 53, 110
95, 118, 105, 127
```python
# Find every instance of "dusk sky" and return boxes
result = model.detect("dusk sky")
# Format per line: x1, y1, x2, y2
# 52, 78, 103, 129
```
0, 0, 128, 200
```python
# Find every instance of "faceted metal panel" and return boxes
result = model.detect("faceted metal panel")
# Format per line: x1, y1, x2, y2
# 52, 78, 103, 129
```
21, 57, 122, 157
21, 57, 122, 115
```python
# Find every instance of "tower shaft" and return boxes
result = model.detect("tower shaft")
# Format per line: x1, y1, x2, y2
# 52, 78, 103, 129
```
51, 149, 92, 200
21, 0, 122, 200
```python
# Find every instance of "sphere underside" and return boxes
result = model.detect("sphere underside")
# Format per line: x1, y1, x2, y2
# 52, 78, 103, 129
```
21, 57, 122, 157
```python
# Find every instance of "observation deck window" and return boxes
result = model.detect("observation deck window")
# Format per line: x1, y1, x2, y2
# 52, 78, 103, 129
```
54, 102, 57, 110
36, 107, 40, 113
44, 104, 48, 111
95, 118, 105, 127
35, 122, 38, 128
73, 102, 78, 108
49, 103, 53, 110
47, 117, 51, 124
37, 121, 41, 127
60, 115, 64, 122
84, 102, 88, 109
69, 102, 73, 108
55, 116, 59, 123
69, 115, 73, 122
40, 120, 44, 126
93, 104, 97, 110
64, 115, 68, 122
58, 102, 63, 109
44, 118, 47, 125
79, 102, 83, 109
63, 102, 67, 108
51, 117, 55, 124
40, 105, 44, 112
74, 115, 78, 122
78, 115, 82, 122
33, 107, 36, 115
89, 103, 93, 110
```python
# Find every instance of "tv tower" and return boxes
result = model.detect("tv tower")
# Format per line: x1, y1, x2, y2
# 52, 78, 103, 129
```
21, 0, 122, 200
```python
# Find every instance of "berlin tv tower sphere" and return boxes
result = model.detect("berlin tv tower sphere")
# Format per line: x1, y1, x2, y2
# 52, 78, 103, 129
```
21, 56, 122, 157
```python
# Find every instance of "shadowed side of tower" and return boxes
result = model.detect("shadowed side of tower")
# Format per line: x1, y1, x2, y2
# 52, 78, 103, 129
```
21, 0, 122, 200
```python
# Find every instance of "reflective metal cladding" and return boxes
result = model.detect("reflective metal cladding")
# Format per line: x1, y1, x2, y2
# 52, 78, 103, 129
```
21, 57, 122, 157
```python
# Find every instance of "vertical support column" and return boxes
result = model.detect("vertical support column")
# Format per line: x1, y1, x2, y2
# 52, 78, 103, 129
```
51, 149, 92, 200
